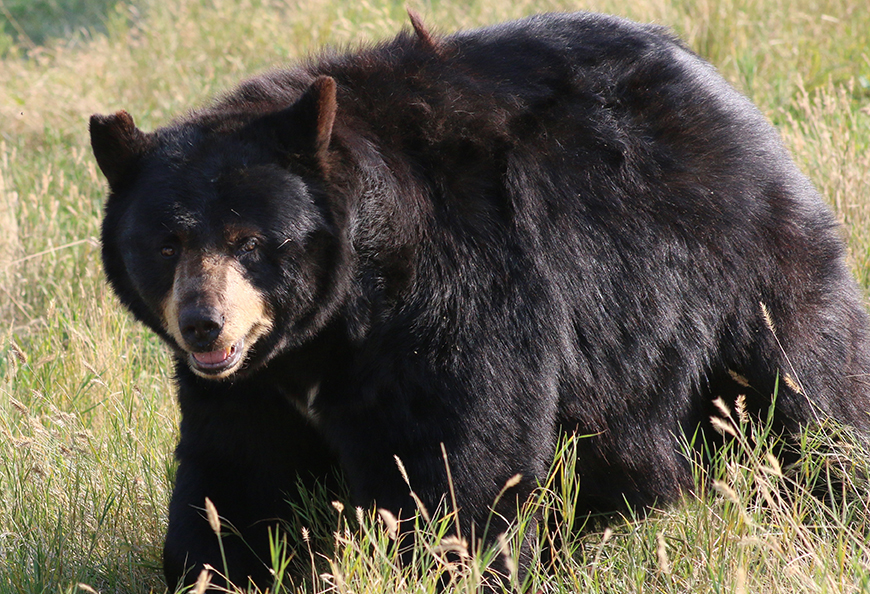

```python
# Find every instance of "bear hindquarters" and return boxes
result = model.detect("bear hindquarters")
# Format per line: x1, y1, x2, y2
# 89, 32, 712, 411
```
748, 267, 870, 434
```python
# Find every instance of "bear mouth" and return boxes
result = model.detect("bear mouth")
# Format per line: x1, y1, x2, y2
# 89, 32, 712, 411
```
189, 339, 245, 377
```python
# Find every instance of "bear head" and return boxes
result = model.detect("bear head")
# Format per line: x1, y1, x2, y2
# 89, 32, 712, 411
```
90, 76, 350, 380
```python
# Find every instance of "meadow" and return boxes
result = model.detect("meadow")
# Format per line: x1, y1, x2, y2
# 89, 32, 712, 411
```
1, 0, 869, 592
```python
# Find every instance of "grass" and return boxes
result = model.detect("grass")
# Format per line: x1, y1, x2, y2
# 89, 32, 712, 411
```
1, 0, 869, 592
0, 0, 123, 52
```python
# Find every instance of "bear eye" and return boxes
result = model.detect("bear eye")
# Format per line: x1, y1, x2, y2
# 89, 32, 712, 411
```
160, 245, 177, 259
238, 237, 259, 255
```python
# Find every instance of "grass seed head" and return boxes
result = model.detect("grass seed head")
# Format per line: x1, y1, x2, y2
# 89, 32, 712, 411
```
764, 453, 784, 477
710, 415, 738, 437
783, 374, 803, 395
713, 480, 740, 504
656, 532, 671, 575
503, 473, 522, 490
735, 393, 749, 424
394, 454, 410, 486
760, 301, 777, 334
433, 535, 469, 559
728, 369, 751, 388
192, 569, 211, 594
713, 397, 731, 419
378, 508, 399, 540
204, 497, 221, 535
497, 532, 517, 581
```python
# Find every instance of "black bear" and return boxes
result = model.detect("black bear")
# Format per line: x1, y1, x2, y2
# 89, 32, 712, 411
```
90, 10, 870, 591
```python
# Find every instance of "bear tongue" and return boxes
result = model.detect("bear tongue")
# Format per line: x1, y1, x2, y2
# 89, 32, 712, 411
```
192, 347, 231, 366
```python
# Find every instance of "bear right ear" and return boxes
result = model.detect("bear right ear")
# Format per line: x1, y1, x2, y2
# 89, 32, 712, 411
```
89, 111, 150, 191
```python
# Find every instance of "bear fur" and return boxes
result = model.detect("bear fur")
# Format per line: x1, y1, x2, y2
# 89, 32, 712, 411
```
90, 11, 870, 590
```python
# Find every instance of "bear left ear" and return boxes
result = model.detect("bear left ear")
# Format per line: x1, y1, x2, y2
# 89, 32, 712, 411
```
305, 76, 338, 161
89, 110, 151, 191
258, 76, 337, 168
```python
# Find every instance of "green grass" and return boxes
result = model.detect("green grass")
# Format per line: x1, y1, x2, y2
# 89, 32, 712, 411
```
0, 0, 129, 55
1, 0, 869, 592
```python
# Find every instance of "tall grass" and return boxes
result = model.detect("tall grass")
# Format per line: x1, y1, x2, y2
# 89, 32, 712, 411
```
1, 0, 869, 592
0, 0, 121, 51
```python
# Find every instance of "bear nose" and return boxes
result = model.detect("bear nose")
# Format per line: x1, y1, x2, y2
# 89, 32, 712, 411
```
179, 306, 224, 349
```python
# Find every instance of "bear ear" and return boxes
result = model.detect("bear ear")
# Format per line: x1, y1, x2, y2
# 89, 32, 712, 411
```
260, 76, 337, 168
305, 75, 338, 161
89, 111, 150, 191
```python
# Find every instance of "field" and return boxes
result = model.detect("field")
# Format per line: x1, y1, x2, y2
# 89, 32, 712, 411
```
1, 0, 869, 592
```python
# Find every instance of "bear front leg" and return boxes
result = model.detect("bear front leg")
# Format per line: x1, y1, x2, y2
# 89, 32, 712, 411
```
321, 383, 556, 589
164, 456, 275, 590
166, 369, 338, 591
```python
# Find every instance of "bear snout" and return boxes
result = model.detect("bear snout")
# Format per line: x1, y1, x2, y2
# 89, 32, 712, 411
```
179, 305, 225, 350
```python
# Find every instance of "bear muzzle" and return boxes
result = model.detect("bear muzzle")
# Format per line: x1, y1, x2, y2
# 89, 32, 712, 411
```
160, 252, 274, 380
179, 305, 225, 349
